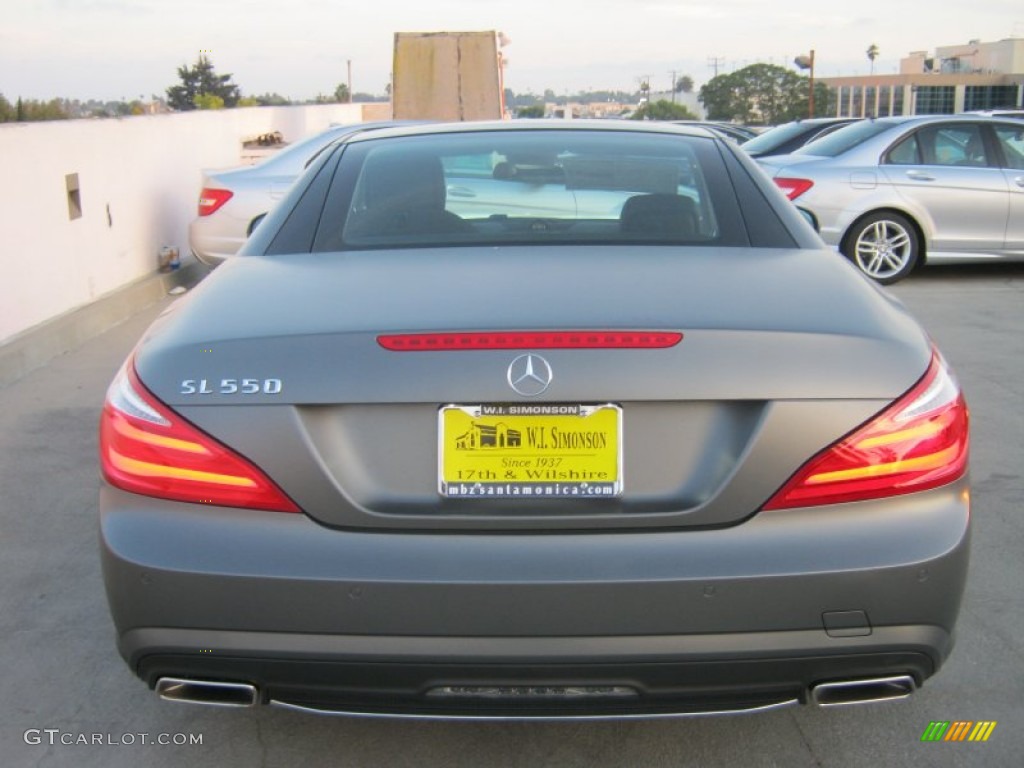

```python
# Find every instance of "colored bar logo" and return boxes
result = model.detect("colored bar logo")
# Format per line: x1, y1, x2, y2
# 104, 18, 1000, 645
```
921, 721, 997, 742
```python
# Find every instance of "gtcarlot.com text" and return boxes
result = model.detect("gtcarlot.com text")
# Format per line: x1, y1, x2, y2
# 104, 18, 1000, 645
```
24, 729, 203, 746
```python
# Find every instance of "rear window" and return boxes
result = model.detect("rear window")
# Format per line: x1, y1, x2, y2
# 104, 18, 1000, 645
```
741, 122, 811, 155
793, 120, 894, 158
310, 130, 750, 252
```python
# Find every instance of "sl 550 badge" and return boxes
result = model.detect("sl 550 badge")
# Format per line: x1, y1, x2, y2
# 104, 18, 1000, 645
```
180, 378, 283, 395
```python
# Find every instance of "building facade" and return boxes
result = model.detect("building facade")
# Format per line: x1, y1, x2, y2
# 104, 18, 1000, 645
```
821, 38, 1024, 118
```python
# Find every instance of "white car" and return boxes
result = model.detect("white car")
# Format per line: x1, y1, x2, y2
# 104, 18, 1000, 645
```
189, 122, 407, 265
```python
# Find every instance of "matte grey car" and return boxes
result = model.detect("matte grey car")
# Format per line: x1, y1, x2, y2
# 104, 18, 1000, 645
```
100, 121, 970, 719
758, 115, 1024, 283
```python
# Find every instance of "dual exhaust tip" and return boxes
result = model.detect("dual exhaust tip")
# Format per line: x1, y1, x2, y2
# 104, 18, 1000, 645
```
155, 674, 917, 713
156, 677, 258, 708
810, 675, 917, 707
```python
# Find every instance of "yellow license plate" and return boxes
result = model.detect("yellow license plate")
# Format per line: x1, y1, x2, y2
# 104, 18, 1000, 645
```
439, 404, 622, 498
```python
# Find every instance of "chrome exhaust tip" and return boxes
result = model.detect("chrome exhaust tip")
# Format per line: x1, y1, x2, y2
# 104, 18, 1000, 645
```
156, 677, 258, 708
810, 675, 916, 707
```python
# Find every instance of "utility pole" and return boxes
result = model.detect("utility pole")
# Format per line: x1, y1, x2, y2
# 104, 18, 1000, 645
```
707, 56, 725, 79
669, 69, 678, 103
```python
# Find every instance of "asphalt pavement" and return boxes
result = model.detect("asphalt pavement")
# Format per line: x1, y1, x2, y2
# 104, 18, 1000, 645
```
1, 262, 1022, 767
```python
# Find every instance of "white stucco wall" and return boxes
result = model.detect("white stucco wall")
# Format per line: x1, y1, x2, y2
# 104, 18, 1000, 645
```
0, 103, 384, 344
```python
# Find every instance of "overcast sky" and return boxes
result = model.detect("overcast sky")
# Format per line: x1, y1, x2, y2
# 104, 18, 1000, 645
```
3, 0, 1022, 102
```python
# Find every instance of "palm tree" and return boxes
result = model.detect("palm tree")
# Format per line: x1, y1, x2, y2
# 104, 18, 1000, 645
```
866, 44, 880, 76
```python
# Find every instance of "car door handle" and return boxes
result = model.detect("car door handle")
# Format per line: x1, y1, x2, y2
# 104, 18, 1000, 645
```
447, 186, 477, 198
905, 170, 935, 181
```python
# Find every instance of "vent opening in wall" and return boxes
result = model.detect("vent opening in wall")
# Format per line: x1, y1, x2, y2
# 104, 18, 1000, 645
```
66, 173, 82, 220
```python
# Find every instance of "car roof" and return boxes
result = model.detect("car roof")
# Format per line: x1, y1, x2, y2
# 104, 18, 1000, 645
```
839, 113, 1020, 127
782, 117, 857, 125
341, 119, 719, 144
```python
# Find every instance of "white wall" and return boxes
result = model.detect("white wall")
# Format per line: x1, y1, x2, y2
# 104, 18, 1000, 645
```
0, 103, 385, 344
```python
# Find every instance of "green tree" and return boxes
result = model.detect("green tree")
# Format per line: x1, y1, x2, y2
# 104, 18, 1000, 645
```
166, 54, 240, 111
699, 63, 818, 124
1, 96, 69, 122
0, 93, 14, 121
516, 105, 545, 118
253, 92, 291, 106
674, 75, 694, 94
334, 83, 350, 103
193, 92, 225, 110
630, 99, 696, 121
867, 44, 880, 75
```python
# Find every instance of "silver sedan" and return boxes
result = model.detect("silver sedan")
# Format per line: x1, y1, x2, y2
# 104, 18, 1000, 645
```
757, 115, 1024, 283
188, 121, 407, 266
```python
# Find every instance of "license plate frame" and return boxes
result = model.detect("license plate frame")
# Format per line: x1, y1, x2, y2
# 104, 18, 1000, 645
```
438, 403, 622, 499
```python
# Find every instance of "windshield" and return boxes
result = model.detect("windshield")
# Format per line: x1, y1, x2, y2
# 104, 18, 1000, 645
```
310, 130, 749, 252
793, 120, 895, 158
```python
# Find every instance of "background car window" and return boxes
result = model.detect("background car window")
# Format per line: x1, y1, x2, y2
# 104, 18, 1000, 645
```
886, 134, 920, 165
994, 125, 1024, 169
922, 125, 989, 167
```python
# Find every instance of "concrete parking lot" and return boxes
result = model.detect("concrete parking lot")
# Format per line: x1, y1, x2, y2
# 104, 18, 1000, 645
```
2, 263, 1022, 767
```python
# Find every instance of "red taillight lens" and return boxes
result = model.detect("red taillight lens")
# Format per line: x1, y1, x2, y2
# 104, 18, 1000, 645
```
378, 331, 683, 351
99, 360, 300, 513
773, 177, 814, 201
197, 187, 233, 216
763, 351, 968, 510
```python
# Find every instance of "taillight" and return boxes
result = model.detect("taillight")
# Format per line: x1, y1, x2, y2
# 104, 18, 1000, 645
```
197, 187, 233, 216
773, 177, 814, 201
378, 331, 683, 351
763, 350, 968, 510
99, 359, 300, 513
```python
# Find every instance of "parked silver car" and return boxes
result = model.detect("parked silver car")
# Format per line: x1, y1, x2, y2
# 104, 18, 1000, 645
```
758, 115, 1024, 283
188, 122, 406, 265
101, 121, 969, 719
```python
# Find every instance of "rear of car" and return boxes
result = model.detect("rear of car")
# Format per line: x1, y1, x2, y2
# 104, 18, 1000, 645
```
100, 122, 970, 718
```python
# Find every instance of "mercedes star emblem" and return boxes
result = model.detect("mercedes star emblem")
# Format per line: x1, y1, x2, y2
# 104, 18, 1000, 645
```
507, 354, 553, 397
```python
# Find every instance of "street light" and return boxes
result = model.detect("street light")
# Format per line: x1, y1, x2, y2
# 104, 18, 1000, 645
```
794, 50, 815, 118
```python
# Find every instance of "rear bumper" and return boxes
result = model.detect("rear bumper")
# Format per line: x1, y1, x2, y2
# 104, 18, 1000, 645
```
100, 479, 970, 717
187, 217, 242, 266
132, 627, 942, 718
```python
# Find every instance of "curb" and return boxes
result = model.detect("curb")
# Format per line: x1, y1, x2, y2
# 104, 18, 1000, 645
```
0, 260, 210, 388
